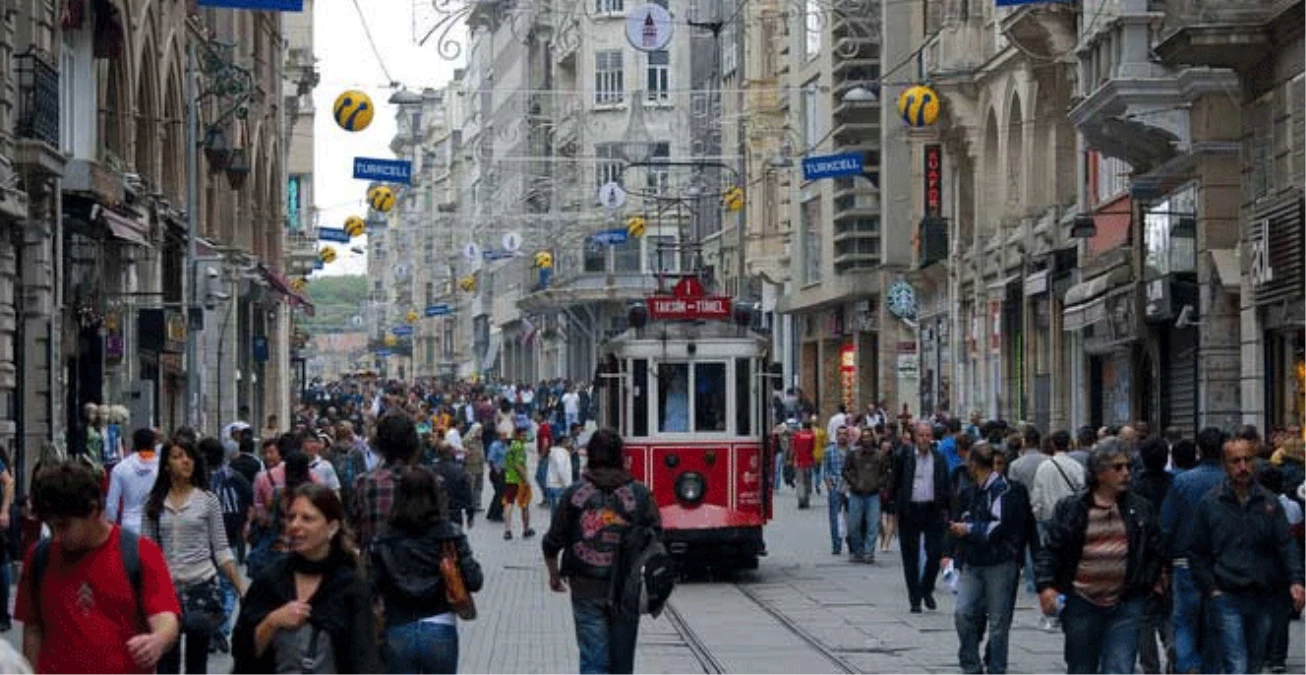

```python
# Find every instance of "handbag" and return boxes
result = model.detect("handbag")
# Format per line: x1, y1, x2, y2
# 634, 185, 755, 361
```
180, 577, 225, 633
440, 540, 477, 620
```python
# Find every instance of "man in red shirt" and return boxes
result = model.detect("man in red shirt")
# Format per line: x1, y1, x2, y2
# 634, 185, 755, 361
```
792, 421, 817, 509
15, 461, 180, 674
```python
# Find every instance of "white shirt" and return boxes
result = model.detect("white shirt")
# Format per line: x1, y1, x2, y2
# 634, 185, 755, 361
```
309, 456, 341, 491
521, 389, 535, 405
826, 413, 847, 442
911, 448, 935, 503
547, 446, 573, 489
562, 392, 580, 415
445, 427, 464, 450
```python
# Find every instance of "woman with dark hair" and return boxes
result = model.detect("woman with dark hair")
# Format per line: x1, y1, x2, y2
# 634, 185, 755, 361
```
144, 437, 244, 674
233, 484, 380, 673
542, 429, 661, 674
248, 451, 315, 580
370, 467, 483, 673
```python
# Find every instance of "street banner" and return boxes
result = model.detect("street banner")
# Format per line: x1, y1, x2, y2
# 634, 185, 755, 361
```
353, 157, 414, 184
198, 0, 304, 10
317, 228, 350, 243
593, 228, 629, 246
392, 325, 414, 337
483, 249, 514, 262
801, 152, 864, 181
426, 304, 452, 317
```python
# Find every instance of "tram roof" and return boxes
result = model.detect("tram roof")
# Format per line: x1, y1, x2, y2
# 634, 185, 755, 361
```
602, 321, 769, 351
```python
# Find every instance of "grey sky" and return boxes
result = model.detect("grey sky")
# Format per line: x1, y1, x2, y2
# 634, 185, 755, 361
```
312, 0, 461, 275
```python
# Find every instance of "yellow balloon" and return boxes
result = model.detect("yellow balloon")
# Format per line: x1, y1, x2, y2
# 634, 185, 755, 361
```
406, 310, 419, 324
344, 216, 366, 238
723, 186, 745, 212
384, 334, 398, 347
319, 246, 337, 264
291, 278, 307, 292
534, 250, 554, 269
459, 276, 476, 292
897, 85, 941, 127
368, 186, 396, 213
333, 90, 374, 131
626, 216, 646, 239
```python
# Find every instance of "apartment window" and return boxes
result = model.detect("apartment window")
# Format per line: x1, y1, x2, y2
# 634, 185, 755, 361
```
425, 338, 436, 366
646, 142, 670, 195
595, 143, 624, 191
801, 80, 820, 152
584, 240, 607, 272
647, 50, 669, 101
596, 0, 623, 13
1247, 97, 1273, 201
442, 322, 454, 360
721, 22, 737, 77
614, 236, 641, 271
424, 281, 435, 305
646, 235, 676, 273
595, 50, 624, 105
804, 0, 821, 61
1292, 75, 1305, 187
802, 197, 823, 284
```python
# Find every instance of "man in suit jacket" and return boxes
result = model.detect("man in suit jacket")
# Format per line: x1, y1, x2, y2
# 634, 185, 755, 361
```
894, 420, 953, 613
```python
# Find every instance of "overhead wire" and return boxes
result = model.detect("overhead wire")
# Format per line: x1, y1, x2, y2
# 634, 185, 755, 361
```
350, 0, 399, 87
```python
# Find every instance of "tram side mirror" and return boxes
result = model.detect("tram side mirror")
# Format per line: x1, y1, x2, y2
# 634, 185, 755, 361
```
768, 363, 783, 391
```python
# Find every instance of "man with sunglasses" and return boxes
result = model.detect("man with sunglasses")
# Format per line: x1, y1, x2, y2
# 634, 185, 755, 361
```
1035, 438, 1164, 674
1190, 435, 1305, 674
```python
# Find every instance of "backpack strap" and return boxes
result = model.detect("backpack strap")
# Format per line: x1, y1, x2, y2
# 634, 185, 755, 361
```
30, 537, 52, 627
30, 528, 142, 628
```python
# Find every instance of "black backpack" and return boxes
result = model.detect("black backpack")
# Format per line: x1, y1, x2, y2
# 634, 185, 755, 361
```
610, 491, 676, 619
30, 529, 143, 626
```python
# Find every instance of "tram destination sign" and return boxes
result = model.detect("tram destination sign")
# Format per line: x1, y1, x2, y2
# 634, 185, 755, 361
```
647, 294, 732, 321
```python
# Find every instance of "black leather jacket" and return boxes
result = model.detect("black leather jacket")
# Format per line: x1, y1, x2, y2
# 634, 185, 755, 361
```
1035, 491, 1163, 601
542, 470, 660, 585
369, 521, 483, 628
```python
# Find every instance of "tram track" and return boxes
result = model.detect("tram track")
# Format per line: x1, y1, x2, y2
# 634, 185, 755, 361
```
663, 580, 858, 674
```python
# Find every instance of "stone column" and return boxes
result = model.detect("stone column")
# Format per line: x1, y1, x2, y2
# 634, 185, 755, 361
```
0, 232, 17, 453
21, 187, 56, 456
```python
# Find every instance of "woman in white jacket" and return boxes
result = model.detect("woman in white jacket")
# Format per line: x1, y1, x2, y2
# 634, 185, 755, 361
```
545, 435, 575, 513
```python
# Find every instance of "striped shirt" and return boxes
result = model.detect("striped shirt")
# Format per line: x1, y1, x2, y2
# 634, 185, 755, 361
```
822, 444, 848, 493
144, 489, 234, 587
1073, 502, 1129, 607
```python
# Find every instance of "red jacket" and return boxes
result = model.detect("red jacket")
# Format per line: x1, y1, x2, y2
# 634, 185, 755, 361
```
791, 430, 816, 469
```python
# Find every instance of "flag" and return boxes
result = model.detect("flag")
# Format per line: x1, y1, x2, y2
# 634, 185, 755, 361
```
522, 316, 539, 346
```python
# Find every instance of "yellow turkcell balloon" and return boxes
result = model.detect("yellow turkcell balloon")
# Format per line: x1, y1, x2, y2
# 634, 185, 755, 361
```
626, 216, 646, 239
459, 276, 476, 292
333, 90, 374, 132
319, 246, 337, 264
897, 85, 940, 127
723, 186, 745, 212
384, 334, 398, 347
344, 215, 366, 238
534, 250, 554, 269
406, 310, 419, 324
368, 185, 396, 213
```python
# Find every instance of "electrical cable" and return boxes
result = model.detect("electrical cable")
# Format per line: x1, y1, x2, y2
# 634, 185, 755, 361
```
350, 0, 399, 87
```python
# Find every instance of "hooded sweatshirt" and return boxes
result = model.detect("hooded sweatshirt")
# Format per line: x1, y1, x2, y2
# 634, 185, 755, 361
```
105, 452, 160, 534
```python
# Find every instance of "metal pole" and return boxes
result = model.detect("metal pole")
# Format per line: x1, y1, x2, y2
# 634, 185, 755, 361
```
185, 42, 201, 429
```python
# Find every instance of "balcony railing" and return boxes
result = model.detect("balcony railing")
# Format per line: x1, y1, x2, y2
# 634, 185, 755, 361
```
16, 49, 59, 148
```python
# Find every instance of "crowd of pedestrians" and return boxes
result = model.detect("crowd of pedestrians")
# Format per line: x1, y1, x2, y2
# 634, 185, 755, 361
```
795, 403, 1306, 675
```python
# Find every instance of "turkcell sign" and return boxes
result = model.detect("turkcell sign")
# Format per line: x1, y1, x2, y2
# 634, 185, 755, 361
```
353, 157, 414, 185
198, 0, 304, 10
392, 325, 414, 337
802, 152, 864, 181
593, 228, 629, 246
376, 348, 392, 357
426, 303, 452, 317
317, 228, 351, 243
483, 250, 513, 262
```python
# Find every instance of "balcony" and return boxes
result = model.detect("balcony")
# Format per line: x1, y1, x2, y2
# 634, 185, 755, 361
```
1154, 0, 1297, 70
17, 49, 59, 149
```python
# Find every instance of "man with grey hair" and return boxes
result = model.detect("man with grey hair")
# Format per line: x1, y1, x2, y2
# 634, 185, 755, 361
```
894, 421, 952, 612
1035, 438, 1164, 674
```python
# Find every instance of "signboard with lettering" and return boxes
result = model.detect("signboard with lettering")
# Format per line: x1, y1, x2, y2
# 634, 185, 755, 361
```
802, 152, 864, 181
646, 276, 732, 321
353, 157, 414, 184
317, 228, 350, 243
924, 144, 942, 218
198, 0, 304, 10
392, 325, 414, 337
426, 303, 452, 317
592, 228, 629, 246
165, 311, 188, 353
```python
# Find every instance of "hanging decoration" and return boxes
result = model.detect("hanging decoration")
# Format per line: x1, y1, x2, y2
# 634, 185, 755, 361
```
722, 186, 745, 212
897, 84, 940, 127
318, 246, 338, 264
626, 215, 646, 239
406, 309, 420, 324
459, 275, 477, 292
533, 250, 554, 269
333, 89, 374, 131
368, 185, 396, 212
344, 215, 366, 238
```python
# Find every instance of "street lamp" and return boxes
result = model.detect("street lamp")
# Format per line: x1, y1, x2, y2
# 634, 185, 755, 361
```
842, 85, 879, 104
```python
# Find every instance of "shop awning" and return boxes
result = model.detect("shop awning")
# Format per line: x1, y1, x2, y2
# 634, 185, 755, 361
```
1063, 297, 1107, 331
1208, 248, 1240, 291
102, 209, 150, 247
258, 265, 315, 317
986, 274, 1021, 291
1064, 263, 1131, 306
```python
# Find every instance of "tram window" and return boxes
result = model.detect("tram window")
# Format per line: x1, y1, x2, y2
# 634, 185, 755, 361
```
632, 359, 649, 436
658, 363, 690, 432
695, 362, 727, 432
735, 358, 751, 436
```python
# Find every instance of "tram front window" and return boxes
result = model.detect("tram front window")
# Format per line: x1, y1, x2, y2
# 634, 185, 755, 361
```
696, 363, 727, 432
659, 363, 690, 432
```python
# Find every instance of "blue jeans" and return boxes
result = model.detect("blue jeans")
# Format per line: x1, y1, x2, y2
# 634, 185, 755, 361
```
1171, 565, 1221, 674
572, 595, 639, 674
846, 493, 880, 557
955, 561, 1018, 674
385, 621, 459, 674
1061, 594, 1145, 673
546, 487, 563, 513
827, 490, 845, 552
217, 574, 237, 637
1209, 591, 1273, 675
774, 452, 785, 492
535, 461, 550, 502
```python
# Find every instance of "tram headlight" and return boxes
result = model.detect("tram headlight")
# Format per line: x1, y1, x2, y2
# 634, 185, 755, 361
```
675, 472, 706, 505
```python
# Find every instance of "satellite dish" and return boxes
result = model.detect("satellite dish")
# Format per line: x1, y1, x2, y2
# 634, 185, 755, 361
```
462, 242, 482, 261
502, 231, 523, 252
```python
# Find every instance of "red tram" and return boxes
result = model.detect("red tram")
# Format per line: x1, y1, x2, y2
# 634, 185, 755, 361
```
596, 277, 780, 570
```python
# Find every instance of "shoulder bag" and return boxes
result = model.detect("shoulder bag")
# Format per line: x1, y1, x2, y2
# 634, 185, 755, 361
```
441, 540, 477, 620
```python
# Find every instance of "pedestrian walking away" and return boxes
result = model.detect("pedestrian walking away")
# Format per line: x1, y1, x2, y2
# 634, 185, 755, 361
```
543, 429, 662, 674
